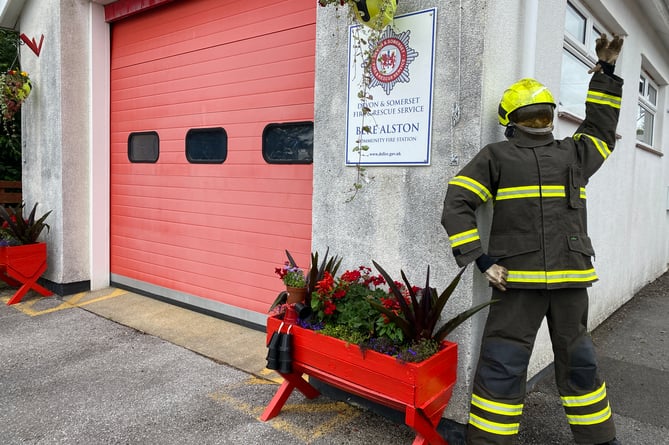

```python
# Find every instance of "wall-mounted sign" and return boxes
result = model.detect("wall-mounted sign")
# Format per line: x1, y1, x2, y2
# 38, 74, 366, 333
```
346, 8, 437, 166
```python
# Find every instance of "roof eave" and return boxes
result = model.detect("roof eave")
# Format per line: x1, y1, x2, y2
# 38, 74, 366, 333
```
0, 0, 26, 30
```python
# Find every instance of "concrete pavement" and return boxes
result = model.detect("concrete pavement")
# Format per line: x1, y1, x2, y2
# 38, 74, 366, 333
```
1, 271, 667, 444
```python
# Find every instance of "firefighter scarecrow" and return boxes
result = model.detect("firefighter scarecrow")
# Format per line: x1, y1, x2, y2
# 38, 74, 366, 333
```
442, 34, 624, 445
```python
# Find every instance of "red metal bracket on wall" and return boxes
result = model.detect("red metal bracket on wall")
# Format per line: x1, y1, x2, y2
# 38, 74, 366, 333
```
20, 34, 44, 57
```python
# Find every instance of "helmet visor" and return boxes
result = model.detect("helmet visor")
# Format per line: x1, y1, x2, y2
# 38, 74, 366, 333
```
509, 104, 555, 128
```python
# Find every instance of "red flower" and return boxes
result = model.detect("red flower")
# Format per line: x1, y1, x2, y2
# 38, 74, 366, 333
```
274, 261, 290, 280
340, 269, 361, 283
333, 289, 347, 300
316, 271, 335, 294
324, 300, 336, 315
381, 297, 399, 310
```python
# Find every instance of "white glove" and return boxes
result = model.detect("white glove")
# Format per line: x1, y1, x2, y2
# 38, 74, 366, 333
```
484, 264, 508, 291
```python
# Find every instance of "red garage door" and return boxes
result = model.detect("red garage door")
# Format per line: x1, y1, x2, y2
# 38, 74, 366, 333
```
109, 0, 315, 319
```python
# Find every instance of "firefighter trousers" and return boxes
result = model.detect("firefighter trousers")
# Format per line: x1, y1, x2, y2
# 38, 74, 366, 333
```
466, 288, 617, 445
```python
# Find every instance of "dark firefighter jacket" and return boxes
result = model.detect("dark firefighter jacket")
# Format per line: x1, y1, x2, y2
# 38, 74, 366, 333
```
441, 72, 623, 289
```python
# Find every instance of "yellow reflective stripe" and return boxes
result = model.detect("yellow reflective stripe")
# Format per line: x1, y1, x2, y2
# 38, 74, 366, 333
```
546, 269, 598, 283
496, 185, 565, 200
471, 394, 523, 416
566, 404, 612, 426
449, 176, 492, 202
574, 133, 611, 160
450, 228, 480, 248
580, 187, 586, 199
586, 90, 621, 109
540, 185, 566, 198
562, 383, 608, 407
507, 269, 598, 284
469, 413, 520, 436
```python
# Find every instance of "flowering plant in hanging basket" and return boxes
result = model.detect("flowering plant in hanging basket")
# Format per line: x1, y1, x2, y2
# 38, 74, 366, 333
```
0, 69, 31, 122
318, 0, 397, 30
318, 0, 398, 200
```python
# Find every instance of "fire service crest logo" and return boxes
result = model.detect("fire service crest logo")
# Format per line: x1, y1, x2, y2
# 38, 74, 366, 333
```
369, 27, 418, 95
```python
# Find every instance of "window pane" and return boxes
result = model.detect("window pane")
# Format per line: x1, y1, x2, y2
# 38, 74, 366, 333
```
590, 26, 602, 53
565, 3, 586, 43
185, 128, 227, 163
128, 131, 159, 163
262, 122, 313, 164
639, 75, 646, 95
636, 105, 654, 145
648, 84, 657, 105
560, 50, 590, 117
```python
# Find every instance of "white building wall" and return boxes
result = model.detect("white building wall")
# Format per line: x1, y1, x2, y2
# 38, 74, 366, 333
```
19, 0, 91, 288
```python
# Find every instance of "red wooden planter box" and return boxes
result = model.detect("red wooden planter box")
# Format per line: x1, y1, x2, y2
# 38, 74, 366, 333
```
0, 242, 53, 305
261, 315, 458, 445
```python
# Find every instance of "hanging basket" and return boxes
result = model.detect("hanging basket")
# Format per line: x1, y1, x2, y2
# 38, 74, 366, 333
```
0, 70, 32, 121
351, 0, 397, 30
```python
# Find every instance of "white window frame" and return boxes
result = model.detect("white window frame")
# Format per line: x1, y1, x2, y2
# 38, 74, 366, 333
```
636, 69, 659, 148
559, 0, 610, 120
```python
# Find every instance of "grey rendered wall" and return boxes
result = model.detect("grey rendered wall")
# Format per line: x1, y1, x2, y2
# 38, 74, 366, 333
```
20, 0, 90, 287
314, 0, 488, 421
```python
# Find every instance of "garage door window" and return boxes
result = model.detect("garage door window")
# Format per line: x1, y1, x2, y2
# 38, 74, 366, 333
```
186, 128, 228, 164
128, 131, 159, 163
262, 122, 313, 164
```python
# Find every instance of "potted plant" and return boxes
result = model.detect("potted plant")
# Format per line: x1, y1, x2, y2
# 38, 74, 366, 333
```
0, 202, 53, 305
271, 248, 342, 308
0, 69, 32, 135
262, 255, 496, 445
275, 261, 308, 304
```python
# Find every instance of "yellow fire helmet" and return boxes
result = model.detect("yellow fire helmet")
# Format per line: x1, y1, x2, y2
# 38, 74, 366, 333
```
352, 0, 397, 31
498, 78, 556, 126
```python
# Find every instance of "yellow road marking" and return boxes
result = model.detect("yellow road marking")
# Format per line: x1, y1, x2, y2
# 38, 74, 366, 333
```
1, 288, 128, 316
209, 377, 361, 443
258, 368, 289, 384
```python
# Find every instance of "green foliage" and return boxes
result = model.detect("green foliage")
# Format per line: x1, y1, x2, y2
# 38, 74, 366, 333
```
396, 338, 441, 363
371, 261, 497, 343
309, 265, 388, 334
319, 324, 369, 345
0, 202, 51, 245
0, 29, 21, 180
333, 291, 378, 335
374, 314, 404, 343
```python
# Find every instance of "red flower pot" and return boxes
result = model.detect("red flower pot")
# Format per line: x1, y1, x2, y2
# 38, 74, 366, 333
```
261, 315, 457, 445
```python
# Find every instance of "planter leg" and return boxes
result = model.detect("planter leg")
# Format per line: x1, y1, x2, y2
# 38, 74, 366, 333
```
5, 261, 53, 305
261, 380, 294, 421
260, 372, 320, 421
5, 262, 53, 305
280, 372, 320, 399
406, 407, 448, 445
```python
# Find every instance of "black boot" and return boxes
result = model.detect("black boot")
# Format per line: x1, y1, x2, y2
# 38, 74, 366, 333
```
596, 438, 621, 445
